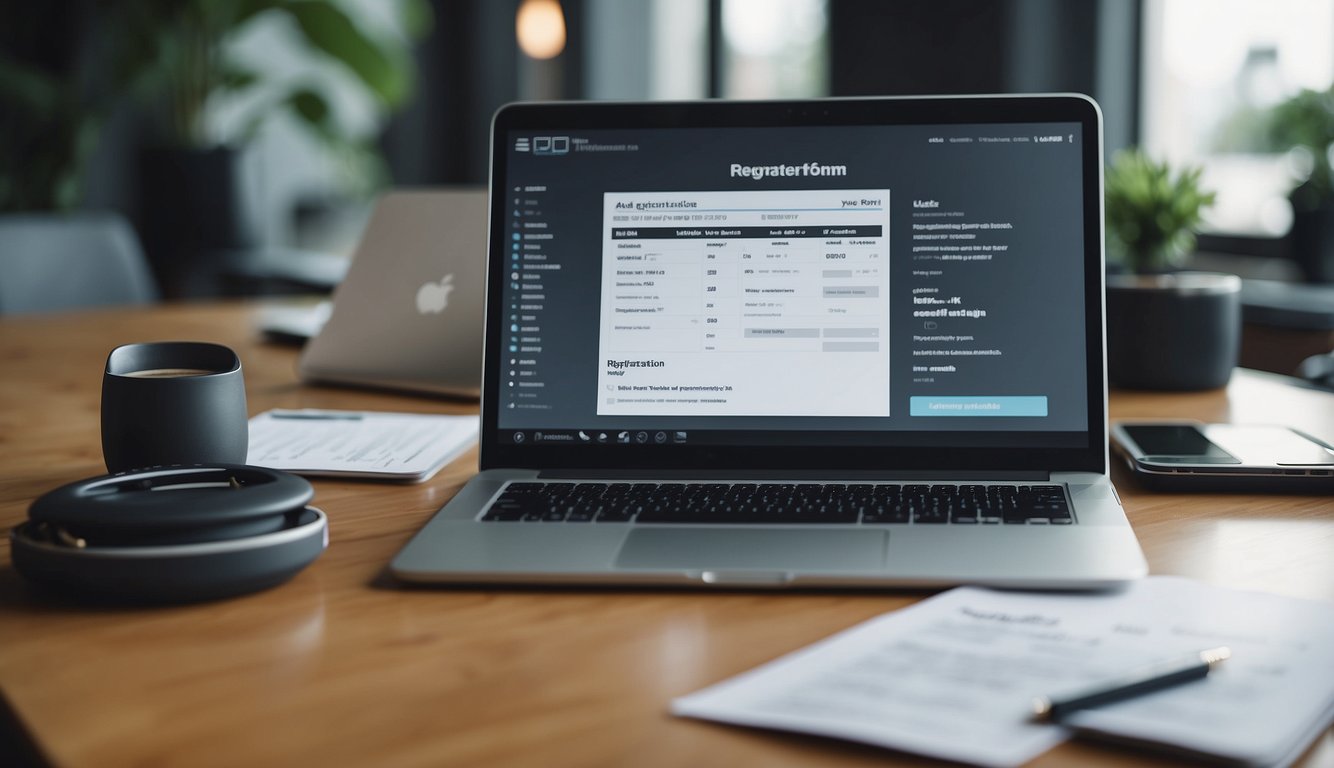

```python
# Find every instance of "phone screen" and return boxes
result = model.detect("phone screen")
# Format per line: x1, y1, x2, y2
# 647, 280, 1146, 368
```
1121, 425, 1235, 459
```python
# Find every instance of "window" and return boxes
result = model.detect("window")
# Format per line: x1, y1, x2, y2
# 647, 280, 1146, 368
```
583, 0, 827, 101
1141, 0, 1334, 237
721, 0, 828, 98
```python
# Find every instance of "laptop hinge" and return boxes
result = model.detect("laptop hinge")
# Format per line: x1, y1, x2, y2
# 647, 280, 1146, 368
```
538, 469, 1049, 481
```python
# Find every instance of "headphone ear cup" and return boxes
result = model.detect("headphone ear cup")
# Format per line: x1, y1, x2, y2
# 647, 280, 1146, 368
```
12, 465, 327, 603
28, 465, 314, 546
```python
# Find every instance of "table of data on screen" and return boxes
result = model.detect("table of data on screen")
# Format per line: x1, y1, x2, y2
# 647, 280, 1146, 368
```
598, 189, 891, 417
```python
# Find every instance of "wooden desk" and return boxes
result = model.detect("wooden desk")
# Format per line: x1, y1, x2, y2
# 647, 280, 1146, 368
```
1, 301, 1331, 768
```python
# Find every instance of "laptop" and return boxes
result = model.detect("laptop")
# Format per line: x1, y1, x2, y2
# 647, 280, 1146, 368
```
298, 189, 488, 397
391, 95, 1148, 589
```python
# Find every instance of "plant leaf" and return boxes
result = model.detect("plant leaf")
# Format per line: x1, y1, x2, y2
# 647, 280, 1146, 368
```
287, 87, 335, 138
280, 1, 409, 107
220, 66, 261, 91
0, 56, 63, 112
400, 0, 435, 39
234, 0, 285, 27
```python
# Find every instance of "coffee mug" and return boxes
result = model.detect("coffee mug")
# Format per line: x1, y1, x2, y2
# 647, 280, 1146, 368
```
101, 342, 249, 473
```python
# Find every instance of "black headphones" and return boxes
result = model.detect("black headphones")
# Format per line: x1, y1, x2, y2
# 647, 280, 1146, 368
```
11, 465, 326, 603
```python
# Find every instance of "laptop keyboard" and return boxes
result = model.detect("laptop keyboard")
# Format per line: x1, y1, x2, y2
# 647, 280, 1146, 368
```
481, 483, 1072, 525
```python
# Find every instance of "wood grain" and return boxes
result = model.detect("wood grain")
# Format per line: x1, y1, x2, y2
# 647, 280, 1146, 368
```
0, 301, 1330, 768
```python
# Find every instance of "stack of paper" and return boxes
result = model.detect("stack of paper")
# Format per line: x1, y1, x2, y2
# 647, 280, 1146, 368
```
248, 409, 478, 482
673, 577, 1334, 767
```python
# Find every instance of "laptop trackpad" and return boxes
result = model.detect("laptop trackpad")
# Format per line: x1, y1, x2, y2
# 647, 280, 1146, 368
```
614, 528, 887, 571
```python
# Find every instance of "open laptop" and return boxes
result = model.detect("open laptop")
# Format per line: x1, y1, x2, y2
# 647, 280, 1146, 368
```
391, 95, 1147, 589
298, 189, 488, 397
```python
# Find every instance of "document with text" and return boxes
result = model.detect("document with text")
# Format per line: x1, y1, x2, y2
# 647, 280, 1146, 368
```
672, 577, 1334, 767
248, 410, 478, 482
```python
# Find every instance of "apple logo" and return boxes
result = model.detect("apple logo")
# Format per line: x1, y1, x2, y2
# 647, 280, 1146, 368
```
416, 274, 455, 314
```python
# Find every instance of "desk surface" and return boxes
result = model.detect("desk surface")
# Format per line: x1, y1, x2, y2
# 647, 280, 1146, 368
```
1, 301, 1331, 768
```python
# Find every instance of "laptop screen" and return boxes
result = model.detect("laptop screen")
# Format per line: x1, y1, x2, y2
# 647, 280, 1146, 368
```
482, 97, 1106, 473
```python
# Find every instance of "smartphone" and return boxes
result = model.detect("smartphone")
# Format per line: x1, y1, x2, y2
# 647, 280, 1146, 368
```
1110, 421, 1334, 492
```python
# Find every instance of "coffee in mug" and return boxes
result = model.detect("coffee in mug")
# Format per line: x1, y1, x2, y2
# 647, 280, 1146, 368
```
121, 368, 216, 379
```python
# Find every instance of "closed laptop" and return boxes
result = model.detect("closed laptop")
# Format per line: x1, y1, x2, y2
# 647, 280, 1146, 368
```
299, 189, 488, 397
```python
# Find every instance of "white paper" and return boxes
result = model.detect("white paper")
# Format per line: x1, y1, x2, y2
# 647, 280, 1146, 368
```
248, 410, 478, 481
672, 577, 1334, 768
1060, 578, 1334, 768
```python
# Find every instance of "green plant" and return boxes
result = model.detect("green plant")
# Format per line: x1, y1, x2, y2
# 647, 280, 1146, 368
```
120, 0, 430, 156
1104, 149, 1216, 274
1265, 86, 1334, 212
0, 66, 99, 211
0, 0, 429, 211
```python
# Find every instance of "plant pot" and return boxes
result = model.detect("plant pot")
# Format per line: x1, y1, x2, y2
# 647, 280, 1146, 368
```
1290, 207, 1334, 284
138, 145, 260, 298
1106, 272, 1241, 391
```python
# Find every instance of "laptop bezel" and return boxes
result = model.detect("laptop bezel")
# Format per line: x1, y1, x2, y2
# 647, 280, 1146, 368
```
480, 95, 1106, 473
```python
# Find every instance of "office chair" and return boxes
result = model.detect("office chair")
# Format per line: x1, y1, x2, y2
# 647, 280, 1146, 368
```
0, 213, 159, 314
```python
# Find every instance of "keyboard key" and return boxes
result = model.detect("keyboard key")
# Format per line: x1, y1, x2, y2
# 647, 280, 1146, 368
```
596, 507, 635, 522
481, 507, 524, 521
913, 508, 949, 524
951, 508, 978, 523
503, 482, 543, 493
862, 507, 909, 524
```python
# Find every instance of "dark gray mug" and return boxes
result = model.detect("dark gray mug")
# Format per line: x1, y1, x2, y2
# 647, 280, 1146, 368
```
101, 342, 248, 473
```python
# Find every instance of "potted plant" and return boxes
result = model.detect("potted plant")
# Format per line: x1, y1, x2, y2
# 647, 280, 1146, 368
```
1104, 149, 1239, 390
1, 3, 428, 293
1267, 86, 1334, 283
116, 0, 429, 296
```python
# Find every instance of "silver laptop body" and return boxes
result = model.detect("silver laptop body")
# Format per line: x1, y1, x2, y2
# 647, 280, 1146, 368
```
392, 95, 1147, 589
299, 189, 488, 397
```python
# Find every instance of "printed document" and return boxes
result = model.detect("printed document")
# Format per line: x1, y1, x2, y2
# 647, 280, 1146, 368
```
248, 410, 478, 482
673, 577, 1334, 767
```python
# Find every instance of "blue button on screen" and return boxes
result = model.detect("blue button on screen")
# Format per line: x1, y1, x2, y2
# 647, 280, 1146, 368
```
910, 396, 1049, 417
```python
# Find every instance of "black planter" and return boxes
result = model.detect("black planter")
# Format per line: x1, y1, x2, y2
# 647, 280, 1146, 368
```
139, 146, 260, 298
1290, 207, 1334, 284
1106, 272, 1241, 391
